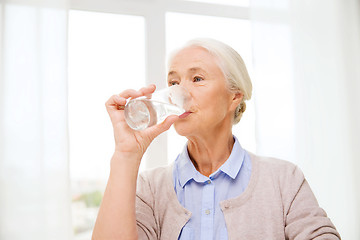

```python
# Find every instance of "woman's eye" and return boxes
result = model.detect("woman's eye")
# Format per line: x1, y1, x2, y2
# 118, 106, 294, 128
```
193, 76, 203, 82
168, 81, 179, 86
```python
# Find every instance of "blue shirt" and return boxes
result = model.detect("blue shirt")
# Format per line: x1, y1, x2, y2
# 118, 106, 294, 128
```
173, 136, 252, 240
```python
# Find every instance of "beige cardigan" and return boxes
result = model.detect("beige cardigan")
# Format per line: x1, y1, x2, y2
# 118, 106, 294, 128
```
135, 152, 340, 240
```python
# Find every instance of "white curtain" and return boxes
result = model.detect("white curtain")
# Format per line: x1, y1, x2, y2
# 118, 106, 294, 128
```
250, 0, 360, 239
0, 0, 72, 239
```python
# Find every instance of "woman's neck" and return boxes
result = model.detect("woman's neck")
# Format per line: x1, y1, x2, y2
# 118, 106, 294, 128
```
187, 130, 234, 177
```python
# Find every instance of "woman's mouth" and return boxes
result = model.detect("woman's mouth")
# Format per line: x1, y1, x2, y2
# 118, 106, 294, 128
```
179, 111, 191, 119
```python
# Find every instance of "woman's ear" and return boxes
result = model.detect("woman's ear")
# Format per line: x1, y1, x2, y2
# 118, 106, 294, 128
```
230, 91, 243, 111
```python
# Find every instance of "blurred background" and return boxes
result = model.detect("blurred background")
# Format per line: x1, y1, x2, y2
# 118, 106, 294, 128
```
0, 0, 359, 239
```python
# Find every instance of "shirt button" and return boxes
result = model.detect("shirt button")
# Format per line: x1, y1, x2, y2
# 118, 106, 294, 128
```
205, 209, 210, 215
206, 180, 211, 184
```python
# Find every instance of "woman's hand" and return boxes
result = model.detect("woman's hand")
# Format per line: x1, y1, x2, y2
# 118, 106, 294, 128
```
105, 84, 179, 165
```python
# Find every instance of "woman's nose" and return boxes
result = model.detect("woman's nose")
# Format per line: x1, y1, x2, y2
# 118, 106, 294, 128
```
178, 80, 190, 90
178, 81, 193, 99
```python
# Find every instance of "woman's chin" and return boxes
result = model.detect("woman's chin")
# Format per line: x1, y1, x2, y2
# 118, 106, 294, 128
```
173, 122, 194, 137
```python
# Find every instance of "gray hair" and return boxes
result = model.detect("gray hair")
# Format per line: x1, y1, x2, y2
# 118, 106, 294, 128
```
167, 38, 253, 124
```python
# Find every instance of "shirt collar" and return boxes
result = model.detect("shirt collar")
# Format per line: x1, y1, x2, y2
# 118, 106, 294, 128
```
215, 136, 244, 179
176, 135, 245, 188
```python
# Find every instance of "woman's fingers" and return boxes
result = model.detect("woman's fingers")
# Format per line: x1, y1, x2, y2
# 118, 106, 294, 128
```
106, 94, 125, 107
105, 85, 156, 113
144, 115, 179, 139
105, 95, 126, 115
138, 84, 156, 97
119, 85, 156, 99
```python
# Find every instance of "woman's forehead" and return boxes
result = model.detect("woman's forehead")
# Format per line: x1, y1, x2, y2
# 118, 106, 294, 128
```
172, 46, 212, 61
168, 46, 221, 72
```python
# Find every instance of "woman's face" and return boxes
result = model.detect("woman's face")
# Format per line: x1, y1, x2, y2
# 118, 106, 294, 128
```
168, 46, 242, 138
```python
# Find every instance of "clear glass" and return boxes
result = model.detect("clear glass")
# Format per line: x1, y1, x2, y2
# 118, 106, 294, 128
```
124, 85, 192, 130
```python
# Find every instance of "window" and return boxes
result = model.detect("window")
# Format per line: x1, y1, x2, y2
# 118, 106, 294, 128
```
68, 10, 145, 238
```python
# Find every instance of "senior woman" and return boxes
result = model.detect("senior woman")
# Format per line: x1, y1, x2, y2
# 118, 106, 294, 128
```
92, 39, 340, 240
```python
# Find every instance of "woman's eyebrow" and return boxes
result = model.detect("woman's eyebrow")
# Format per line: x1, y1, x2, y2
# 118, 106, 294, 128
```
168, 70, 177, 77
189, 67, 206, 73
168, 67, 206, 77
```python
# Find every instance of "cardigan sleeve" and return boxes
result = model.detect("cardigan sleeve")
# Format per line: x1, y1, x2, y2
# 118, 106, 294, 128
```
284, 166, 341, 240
135, 173, 159, 240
